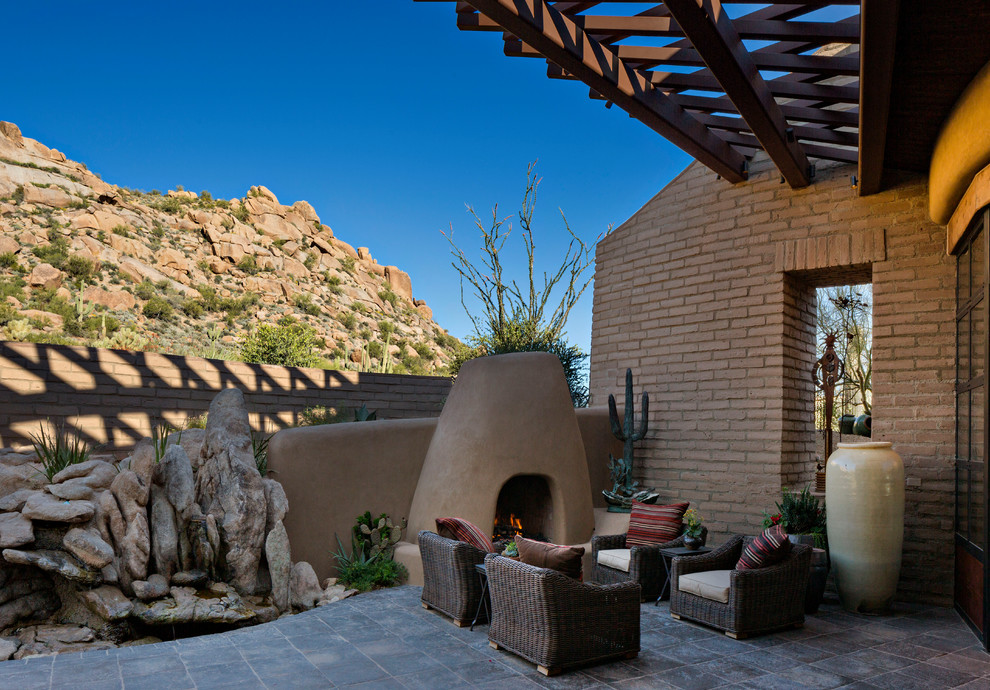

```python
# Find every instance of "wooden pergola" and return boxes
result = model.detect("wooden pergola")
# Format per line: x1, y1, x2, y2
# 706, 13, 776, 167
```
419, 1, 891, 192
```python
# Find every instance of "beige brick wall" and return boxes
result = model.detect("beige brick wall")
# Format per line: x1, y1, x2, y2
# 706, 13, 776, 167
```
0, 342, 451, 451
591, 156, 955, 604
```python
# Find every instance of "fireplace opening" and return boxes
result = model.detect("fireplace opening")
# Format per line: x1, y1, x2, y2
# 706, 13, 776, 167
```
493, 475, 553, 542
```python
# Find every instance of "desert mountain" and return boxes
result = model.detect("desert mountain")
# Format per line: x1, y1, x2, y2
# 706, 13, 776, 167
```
0, 121, 461, 374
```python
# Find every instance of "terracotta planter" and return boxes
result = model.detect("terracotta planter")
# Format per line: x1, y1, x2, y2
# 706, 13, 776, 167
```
825, 442, 904, 613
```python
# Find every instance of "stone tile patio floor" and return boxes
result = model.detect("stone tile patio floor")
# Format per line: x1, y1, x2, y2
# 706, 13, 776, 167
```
0, 585, 986, 689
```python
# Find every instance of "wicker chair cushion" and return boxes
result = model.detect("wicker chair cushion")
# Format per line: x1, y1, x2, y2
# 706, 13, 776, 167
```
515, 536, 585, 579
436, 517, 494, 553
626, 501, 689, 546
677, 570, 731, 603
596, 548, 631, 572
736, 524, 791, 570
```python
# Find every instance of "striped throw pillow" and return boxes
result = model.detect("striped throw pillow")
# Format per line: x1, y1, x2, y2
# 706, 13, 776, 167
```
736, 525, 792, 570
435, 517, 494, 553
626, 501, 689, 547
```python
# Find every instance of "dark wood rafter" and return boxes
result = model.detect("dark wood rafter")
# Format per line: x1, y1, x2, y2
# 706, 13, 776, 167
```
858, 0, 898, 195
458, 0, 748, 182
427, 0, 865, 184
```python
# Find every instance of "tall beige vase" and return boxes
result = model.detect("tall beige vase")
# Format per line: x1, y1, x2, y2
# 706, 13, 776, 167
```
825, 442, 905, 613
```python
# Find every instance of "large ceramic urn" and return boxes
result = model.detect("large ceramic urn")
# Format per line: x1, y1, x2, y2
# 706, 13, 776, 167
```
825, 442, 905, 613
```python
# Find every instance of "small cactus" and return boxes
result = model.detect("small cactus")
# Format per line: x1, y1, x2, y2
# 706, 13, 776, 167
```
352, 511, 407, 560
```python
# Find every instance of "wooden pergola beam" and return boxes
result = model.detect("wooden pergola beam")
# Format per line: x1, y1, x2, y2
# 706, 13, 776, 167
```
548, 65, 860, 104
568, 15, 860, 44
663, 0, 821, 186
858, 0, 899, 195
461, 0, 747, 182
615, 44, 859, 76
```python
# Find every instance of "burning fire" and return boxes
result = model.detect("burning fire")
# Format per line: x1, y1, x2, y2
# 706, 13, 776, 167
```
493, 512, 525, 540
508, 514, 522, 533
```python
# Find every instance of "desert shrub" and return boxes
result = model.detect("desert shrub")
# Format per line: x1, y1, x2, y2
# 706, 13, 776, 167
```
32, 421, 90, 483
185, 412, 208, 429
12, 185, 24, 203
367, 341, 384, 359
359, 327, 372, 340
143, 296, 173, 320
181, 299, 204, 318
196, 284, 221, 311
222, 292, 259, 318
0, 304, 16, 325
303, 253, 317, 270
378, 288, 399, 306
298, 405, 352, 426
325, 274, 342, 294
135, 281, 157, 301
215, 199, 230, 209
413, 342, 432, 359
199, 190, 213, 203
378, 320, 395, 337
158, 196, 182, 214
338, 312, 357, 331
151, 221, 166, 238
0, 252, 17, 269
340, 256, 356, 274
293, 294, 321, 317
240, 323, 321, 368
65, 256, 95, 280
82, 313, 120, 335
233, 205, 250, 223
112, 225, 131, 238
32, 236, 70, 269
350, 302, 366, 313
27, 288, 74, 323
237, 255, 258, 275
0, 277, 26, 302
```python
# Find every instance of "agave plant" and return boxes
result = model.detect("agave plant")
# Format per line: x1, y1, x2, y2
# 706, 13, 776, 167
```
31, 420, 90, 483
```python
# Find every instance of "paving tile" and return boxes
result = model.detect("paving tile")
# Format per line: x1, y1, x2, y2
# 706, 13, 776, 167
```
369, 649, 441, 676
473, 675, 543, 689
841, 647, 915, 672
582, 660, 646, 683
774, 663, 852, 689
123, 671, 196, 690
394, 664, 472, 689
870, 639, 943, 661
526, 670, 610, 689
657, 663, 726, 690
185, 660, 262, 687
733, 673, 814, 689
809, 651, 890, 680
446, 657, 519, 684
928, 650, 990, 677
117, 653, 186, 676
896, 660, 978, 686
693, 657, 767, 683
733, 648, 800, 672
767, 641, 835, 664
611, 675, 679, 689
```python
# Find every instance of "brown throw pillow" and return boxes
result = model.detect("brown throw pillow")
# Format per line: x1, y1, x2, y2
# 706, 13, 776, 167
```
514, 536, 585, 579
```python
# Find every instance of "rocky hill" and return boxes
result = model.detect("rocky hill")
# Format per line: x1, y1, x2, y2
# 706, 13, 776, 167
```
0, 121, 461, 374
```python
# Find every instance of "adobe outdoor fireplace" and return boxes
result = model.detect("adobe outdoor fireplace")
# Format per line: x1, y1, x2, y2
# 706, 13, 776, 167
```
407, 352, 594, 549
493, 475, 553, 542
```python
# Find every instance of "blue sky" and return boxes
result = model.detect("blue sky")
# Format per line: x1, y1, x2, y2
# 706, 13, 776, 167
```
2, 2, 696, 354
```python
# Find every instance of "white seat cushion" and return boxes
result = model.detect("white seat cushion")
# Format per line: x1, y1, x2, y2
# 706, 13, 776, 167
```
596, 549, 631, 573
677, 570, 731, 603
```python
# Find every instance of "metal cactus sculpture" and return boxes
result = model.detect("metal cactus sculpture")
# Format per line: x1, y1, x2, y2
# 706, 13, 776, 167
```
603, 368, 659, 512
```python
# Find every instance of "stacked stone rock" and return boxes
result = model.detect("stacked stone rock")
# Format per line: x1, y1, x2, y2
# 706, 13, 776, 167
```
0, 388, 344, 660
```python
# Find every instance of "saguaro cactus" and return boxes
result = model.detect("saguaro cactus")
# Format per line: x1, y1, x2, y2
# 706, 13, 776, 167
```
603, 368, 658, 511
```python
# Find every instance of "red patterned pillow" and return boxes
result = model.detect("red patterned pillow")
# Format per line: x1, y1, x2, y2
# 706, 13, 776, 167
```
736, 525, 792, 570
435, 517, 494, 553
626, 501, 689, 547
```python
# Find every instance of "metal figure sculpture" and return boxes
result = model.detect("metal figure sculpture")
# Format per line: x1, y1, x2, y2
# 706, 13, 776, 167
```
813, 333, 846, 461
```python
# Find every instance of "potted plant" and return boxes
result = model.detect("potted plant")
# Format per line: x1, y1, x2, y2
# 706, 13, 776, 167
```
683, 508, 704, 550
763, 485, 829, 613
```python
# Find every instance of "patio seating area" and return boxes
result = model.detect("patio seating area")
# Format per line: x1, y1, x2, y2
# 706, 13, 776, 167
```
0, 584, 983, 690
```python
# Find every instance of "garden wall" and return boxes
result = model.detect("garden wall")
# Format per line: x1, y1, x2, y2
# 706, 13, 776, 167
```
592, 154, 955, 604
0, 341, 452, 450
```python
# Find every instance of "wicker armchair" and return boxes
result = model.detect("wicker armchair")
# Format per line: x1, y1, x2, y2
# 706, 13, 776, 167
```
484, 553, 641, 676
591, 526, 708, 600
669, 535, 812, 639
419, 530, 491, 626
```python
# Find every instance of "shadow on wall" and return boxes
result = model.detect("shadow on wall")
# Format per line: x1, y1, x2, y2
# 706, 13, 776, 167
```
0, 341, 452, 450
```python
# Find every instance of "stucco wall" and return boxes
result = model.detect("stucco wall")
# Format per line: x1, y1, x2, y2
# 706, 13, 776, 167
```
0, 341, 452, 450
591, 155, 955, 604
